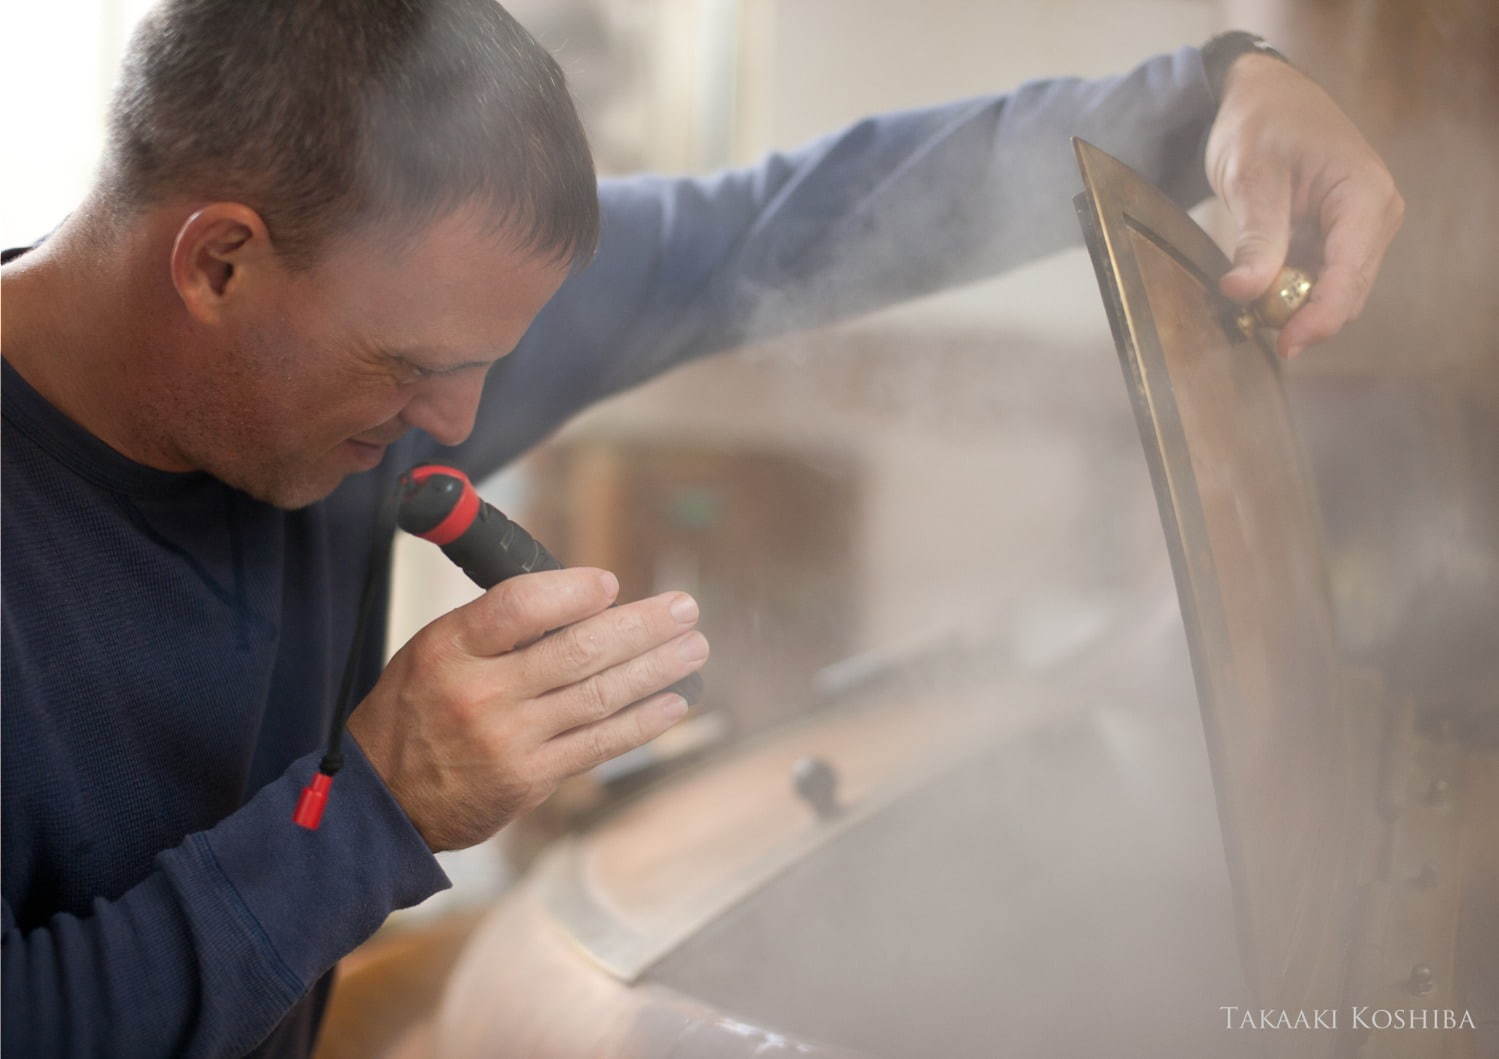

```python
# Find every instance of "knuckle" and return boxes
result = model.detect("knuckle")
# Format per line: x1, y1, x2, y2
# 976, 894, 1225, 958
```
577, 673, 612, 721
1225, 161, 1269, 199
635, 651, 671, 696
1224, 171, 1253, 201
631, 710, 655, 751
404, 624, 440, 663
487, 577, 534, 627
1329, 265, 1371, 308
1222, 157, 1252, 187
435, 678, 482, 722
524, 778, 557, 813
613, 608, 649, 644
473, 728, 509, 768
513, 761, 553, 805
406, 624, 457, 673
556, 627, 602, 672
524, 749, 555, 785
578, 726, 614, 773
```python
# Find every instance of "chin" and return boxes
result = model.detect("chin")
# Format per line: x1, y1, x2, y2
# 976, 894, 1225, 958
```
272, 472, 362, 510
222, 461, 354, 511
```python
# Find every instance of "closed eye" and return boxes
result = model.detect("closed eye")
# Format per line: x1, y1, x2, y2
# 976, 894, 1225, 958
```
385, 350, 493, 382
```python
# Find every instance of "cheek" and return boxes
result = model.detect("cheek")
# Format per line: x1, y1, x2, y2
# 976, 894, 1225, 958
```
229, 316, 312, 395
217, 336, 324, 446
305, 368, 412, 447
230, 316, 412, 445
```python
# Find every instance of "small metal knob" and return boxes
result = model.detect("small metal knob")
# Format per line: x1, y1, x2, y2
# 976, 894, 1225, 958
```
1408, 963, 1436, 996
792, 757, 840, 820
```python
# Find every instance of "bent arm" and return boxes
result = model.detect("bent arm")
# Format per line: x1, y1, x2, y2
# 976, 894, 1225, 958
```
2, 744, 448, 1058
446, 45, 1214, 475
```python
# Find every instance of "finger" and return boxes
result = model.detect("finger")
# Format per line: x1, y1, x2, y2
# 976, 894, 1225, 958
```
515, 591, 700, 698
452, 568, 619, 657
533, 630, 709, 736
539, 691, 690, 779
1219, 166, 1294, 304
1278, 179, 1401, 357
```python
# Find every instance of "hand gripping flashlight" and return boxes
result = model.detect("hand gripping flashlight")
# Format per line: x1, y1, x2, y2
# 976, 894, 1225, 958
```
292, 464, 704, 831
394, 464, 705, 706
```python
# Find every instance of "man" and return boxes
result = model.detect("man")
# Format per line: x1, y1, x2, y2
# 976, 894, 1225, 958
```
1, 0, 1401, 1055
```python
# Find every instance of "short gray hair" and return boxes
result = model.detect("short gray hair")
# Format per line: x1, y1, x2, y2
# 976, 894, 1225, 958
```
103, 0, 599, 269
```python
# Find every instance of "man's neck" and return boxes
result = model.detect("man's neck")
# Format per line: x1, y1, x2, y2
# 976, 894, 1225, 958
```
2, 211, 194, 471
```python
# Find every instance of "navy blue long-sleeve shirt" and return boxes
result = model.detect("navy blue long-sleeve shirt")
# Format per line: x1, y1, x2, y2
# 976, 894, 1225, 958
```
2, 49, 1215, 1057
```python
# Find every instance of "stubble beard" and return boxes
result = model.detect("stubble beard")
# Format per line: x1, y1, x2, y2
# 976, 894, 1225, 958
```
166, 397, 350, 510
216, 445, 354, 510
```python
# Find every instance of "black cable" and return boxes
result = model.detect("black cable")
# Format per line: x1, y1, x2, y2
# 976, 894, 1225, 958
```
293, 480, 400, 829
321, 481, 401, 776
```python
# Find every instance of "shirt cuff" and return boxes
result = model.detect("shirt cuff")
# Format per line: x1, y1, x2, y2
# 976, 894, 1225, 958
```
196, 740, 451, 990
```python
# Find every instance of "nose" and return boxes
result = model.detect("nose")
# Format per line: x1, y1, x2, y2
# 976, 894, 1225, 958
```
399, 372, 487, 448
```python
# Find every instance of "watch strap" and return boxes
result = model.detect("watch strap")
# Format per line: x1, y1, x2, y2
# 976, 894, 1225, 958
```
1201, 31, 1291, 105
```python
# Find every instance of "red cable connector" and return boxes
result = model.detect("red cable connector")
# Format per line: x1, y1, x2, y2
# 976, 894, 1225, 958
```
292, 773, 334, 830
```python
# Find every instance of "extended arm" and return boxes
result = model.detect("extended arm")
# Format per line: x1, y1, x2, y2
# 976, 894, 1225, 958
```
446, 46, 1216, 474
444, 39, 1400, 475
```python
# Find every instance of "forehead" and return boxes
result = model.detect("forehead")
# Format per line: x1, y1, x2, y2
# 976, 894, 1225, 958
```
306, 205, 572, 354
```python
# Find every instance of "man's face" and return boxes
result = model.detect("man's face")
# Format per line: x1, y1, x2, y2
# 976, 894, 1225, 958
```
171, 207, 571, 509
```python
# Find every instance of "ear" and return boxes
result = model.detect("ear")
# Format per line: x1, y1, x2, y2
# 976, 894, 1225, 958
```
169, 204, 275, 326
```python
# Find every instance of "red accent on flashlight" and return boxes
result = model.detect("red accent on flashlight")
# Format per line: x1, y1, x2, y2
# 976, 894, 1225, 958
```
405, 464, 480, 545
293, 773, 334, 830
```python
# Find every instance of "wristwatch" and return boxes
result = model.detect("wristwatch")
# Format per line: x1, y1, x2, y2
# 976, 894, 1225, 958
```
1201, 31, 1291, 105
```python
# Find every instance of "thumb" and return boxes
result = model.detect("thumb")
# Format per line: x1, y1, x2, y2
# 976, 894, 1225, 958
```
1219, 168, 1293, 303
